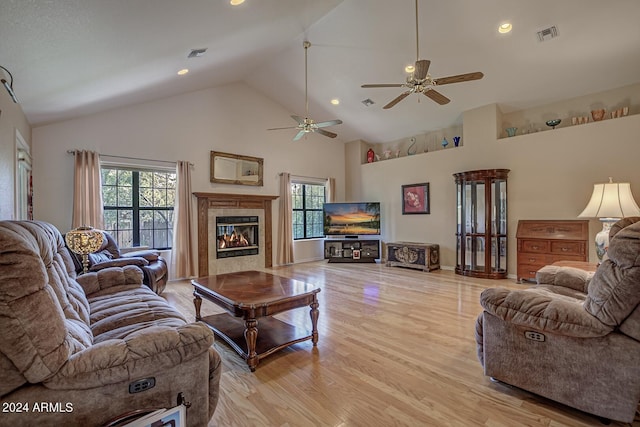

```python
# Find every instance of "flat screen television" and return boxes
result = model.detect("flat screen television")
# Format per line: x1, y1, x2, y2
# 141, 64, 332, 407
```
323, 202, 381, 236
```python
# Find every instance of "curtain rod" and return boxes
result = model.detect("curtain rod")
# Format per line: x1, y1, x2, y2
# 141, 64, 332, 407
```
67, 150, 193, 166
279, 172, 329, 181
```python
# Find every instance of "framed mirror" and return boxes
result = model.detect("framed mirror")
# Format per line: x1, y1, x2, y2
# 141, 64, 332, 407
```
210, 151, 263, 186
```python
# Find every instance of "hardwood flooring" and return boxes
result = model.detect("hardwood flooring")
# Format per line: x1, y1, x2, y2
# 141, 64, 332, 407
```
162, 261, 639, 427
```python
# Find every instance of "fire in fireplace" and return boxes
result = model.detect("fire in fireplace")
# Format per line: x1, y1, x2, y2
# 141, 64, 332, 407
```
216, 216, 259, 258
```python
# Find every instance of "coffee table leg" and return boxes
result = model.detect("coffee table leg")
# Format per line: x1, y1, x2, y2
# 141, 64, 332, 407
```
193, 292, 202, 321
310, 295, 319, 346
244, 318, 258, 372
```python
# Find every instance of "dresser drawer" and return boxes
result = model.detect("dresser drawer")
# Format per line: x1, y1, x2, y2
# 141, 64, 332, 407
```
517, 263, 546, 281
519, 240, 550, 253
517, 253, 550, 265
550, 241, 585, 256
548, 254, 585, 263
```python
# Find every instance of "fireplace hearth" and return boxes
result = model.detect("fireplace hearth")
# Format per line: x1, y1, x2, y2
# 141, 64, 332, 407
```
216, 216, 259, 258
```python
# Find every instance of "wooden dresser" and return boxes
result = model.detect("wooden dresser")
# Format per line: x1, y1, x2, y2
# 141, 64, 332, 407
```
516, 220, 589, 283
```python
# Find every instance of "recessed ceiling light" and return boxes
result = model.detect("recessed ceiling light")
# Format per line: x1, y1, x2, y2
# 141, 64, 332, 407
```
177, 68, 189, 76
498, 22, 512, 34
230, 0, 245, 5
405, 64, 415, 73
330, 98, 340, 105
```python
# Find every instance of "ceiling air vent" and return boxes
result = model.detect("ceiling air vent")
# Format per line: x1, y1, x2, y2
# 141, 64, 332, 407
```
537, 26, 558, 42
188, 48, 208, 58
361, 98, 375, 107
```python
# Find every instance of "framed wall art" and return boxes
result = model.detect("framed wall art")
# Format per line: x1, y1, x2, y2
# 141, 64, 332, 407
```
402, 182, 430, 214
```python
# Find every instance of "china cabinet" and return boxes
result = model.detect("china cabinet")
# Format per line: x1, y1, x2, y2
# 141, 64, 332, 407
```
454, 169, 510, 279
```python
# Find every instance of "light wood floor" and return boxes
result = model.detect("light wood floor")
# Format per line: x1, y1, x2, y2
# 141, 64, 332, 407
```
162, 262, 639, 427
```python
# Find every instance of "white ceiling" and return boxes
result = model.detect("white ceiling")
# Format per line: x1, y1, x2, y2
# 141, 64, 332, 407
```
2, 0, 640, 143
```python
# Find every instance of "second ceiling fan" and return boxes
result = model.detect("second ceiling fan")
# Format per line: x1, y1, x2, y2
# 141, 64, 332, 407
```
362, 0, 484, 109
268, 41, 342, 141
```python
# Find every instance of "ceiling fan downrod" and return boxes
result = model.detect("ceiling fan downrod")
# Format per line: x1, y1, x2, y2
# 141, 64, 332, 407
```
303, 40, 311, 119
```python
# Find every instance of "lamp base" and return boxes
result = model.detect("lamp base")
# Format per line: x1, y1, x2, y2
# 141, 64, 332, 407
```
595, 218, 618, 264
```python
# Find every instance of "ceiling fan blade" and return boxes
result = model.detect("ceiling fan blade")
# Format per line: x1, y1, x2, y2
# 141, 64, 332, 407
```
413, 59, 431, 80
433, 71, 484, 86
315, 128, 338, 138
315, 119, 343, 128
383, 91, 412, 109
423, 89, 450, 105
267, 126, 298, 131
291, 115, 305, 124
293, 130, 307, 141
361, 84, 404, 88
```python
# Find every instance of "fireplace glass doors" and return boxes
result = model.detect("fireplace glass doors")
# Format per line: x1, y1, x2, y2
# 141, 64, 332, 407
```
216, 216, 259, 258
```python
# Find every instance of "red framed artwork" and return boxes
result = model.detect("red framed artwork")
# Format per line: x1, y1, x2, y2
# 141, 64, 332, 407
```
402, 182, 430, 214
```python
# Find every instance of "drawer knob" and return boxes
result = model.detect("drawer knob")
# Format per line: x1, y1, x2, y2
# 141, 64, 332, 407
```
529, 258, 536, 262
561, 247, 569, 252
531, 245, 539, 250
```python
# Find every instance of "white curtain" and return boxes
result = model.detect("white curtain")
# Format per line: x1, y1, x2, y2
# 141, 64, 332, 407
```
72, 150, 104, 229
326, 177, 336, 202
277, 172, 294, 265
171, 160, 195, 279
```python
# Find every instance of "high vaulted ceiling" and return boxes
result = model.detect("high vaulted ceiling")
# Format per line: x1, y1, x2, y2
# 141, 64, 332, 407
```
2, 0, 640, 143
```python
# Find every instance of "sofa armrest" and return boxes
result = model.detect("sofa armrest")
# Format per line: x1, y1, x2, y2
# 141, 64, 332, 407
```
89, 257, 149, 272
44, 323, 214, 390
122, 250, 159, 262
535, 265, 593, 293
76, 265, 144, 295
480, 287, 613, 337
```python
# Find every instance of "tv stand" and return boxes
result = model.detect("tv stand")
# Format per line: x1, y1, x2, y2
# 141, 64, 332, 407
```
324, 239, 379, 263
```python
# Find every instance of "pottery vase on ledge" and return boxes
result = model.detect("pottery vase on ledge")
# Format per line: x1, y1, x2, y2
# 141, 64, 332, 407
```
505, 127, 518, 137
591, 109, 606, 121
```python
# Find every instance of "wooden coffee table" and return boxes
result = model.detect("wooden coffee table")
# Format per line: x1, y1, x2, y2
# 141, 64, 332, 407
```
191, 270, 320, 371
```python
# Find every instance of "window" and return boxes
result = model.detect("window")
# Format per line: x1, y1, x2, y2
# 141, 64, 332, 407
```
292, 182, 326, 240
101, 167, 176, 249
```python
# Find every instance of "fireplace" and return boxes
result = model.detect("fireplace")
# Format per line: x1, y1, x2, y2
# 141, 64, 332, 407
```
195, 193, 277, 277
216, 216, 259, 258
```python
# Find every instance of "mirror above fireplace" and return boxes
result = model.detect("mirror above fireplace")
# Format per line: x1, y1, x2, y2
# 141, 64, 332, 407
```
210, 151, 263, 186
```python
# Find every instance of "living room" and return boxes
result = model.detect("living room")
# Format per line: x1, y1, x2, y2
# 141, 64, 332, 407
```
2, 1, 640, 426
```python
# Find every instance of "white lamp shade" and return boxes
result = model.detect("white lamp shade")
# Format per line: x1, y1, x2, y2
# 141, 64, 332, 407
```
579, 181, 640, 219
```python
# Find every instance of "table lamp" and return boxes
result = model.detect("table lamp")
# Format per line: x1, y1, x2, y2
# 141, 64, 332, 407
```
578, 177, 640, 263
65, 226, 104, 273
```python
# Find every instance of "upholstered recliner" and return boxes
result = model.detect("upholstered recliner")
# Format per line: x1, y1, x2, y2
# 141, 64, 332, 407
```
475, 217, 640, 423
0, 220, 221, 427
67, 229, 168, 294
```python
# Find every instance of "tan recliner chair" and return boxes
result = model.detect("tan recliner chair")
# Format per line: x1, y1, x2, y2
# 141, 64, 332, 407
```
476, 217, 640, 423
0, 221, 221, 427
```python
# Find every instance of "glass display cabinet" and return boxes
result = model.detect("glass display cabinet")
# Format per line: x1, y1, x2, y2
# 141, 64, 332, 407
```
454, 169, 510, 279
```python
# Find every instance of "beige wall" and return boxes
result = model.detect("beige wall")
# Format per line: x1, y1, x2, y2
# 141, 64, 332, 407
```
29, 79, 640, 273
347, 95, 640, 277
32, 82, 346, 267
0, 87, 31, 220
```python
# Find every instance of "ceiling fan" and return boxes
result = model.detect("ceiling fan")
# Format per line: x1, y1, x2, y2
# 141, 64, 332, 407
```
268, 41, 342, 141
361, 0, 484, 109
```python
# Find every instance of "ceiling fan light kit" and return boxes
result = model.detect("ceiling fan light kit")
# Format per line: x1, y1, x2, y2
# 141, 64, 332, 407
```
267, 41, 342, 141
361, 0, 484, 109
